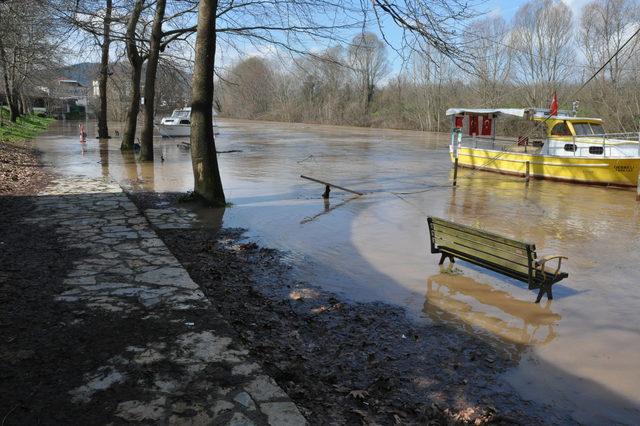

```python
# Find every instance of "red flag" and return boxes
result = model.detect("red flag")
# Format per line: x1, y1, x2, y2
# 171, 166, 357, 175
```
550, 92, 558, 116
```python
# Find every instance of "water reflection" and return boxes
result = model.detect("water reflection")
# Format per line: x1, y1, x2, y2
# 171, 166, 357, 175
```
119, 149, 141, 189
300, 196, 359, 225
99, 138, 109, 178
424, 273, 560, 347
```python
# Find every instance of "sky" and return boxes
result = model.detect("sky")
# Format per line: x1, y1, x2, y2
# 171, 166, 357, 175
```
67, 0, 598, 78
488, 0, 590, 19
215, 0, 596, 68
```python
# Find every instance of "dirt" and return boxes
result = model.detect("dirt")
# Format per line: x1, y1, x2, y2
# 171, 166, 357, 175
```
131, 192, 555, 425
0, 141, 50, 195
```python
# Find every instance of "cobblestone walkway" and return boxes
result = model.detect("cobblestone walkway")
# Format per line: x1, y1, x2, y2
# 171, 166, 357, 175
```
25, 176, 306, 425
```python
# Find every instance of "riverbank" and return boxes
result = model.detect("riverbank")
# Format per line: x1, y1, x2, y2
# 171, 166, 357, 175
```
130, 192, 565, 425
0, 110, 54, 194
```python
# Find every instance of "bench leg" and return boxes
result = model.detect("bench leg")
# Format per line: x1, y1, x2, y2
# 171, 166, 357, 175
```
438, 253, 455, 265
535, 284, 553, 303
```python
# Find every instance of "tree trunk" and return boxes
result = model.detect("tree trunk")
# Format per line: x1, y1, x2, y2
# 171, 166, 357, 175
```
20, 93, 27, 115
9, 96, 19, 122
120, 0, 145, 151
97, 0, 112, 139
140, 0, 166, 161
121, 62, 143, 150
190, 0, 225, 205
0, 39, 18, 122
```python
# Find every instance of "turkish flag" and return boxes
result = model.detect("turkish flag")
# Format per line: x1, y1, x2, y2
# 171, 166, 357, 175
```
550, 92, 558, 116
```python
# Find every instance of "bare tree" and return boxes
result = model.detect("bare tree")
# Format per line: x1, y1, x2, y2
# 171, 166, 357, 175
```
580, 0, 640, 85
0, 0, 60, 122
139, 0, 199, 160
97, 0, 113, 138
510, 0, 574, 105
221, 57, 274, 119
120, 0, 145, 151
368, 0, 474, 64
139, 0, 166, 160
348, 32, 389, 117
190, 0, 225, 205
51, 0, 119, 137
464, 16, 512, 105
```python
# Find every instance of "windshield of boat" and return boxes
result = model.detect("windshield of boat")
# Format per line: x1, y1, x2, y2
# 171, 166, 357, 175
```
572, 122, 605, 136
171, 110, 190, 118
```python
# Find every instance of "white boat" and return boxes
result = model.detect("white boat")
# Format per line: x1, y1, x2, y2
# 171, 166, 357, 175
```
157, 107, 219, 138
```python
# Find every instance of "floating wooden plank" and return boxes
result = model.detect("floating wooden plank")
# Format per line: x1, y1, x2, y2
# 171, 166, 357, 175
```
300, 175, 364, 196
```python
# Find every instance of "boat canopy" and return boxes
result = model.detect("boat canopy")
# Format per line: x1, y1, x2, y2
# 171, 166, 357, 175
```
445, 108, 528, 118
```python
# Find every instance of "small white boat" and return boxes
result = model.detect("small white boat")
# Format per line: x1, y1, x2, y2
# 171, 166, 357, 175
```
157, 107, 219, 138
158, 107, 191, 137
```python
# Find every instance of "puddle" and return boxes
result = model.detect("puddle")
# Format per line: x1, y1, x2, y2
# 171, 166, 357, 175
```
34, 118, 640, 423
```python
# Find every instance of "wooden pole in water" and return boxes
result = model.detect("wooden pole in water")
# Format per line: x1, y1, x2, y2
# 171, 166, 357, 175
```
300, 175, 364, 196
453, 157, 459, 187
525, 161, 530, 185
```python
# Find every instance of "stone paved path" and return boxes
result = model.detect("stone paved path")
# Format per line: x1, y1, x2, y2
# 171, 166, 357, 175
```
25, 176, 307, 425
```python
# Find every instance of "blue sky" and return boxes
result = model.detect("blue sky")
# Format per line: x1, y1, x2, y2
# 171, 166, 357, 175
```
368, 0, 592, 74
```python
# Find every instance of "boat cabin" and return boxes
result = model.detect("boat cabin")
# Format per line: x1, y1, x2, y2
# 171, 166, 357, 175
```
161, 108, 191, 126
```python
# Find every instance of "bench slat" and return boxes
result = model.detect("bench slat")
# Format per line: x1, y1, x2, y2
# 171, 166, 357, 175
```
435, 237, 532, 275
433, 234, 531, 270
430, 217, 533, 250
432, 223, 531, 261
445, 249, 531, 282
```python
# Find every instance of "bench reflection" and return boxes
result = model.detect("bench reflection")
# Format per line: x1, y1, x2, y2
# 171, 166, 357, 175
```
424, 273, 561, 346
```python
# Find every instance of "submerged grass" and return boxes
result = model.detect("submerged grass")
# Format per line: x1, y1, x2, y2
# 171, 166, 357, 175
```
0, 107, 54, 144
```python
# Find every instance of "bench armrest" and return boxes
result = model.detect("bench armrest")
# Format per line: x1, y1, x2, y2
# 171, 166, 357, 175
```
536, 255, 568, 277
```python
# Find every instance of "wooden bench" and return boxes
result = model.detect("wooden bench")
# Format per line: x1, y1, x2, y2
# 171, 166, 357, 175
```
427, 217, 568, 303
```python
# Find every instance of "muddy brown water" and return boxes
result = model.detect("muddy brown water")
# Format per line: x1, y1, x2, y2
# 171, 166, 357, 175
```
35, 119, 640, 424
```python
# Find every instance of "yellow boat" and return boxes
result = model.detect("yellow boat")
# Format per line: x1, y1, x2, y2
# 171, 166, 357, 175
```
446, 108, 640, 187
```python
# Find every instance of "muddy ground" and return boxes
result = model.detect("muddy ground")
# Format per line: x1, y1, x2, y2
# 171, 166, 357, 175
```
131, 193, 560, 425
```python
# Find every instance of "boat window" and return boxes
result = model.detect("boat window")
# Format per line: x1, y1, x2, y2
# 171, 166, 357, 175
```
564, 144, 577, 152
179, 119, 190, 125
572, 123, 592, 136
589, 146, 604, 155
172, 110, 190, 118
590, 123, 605, 135
551, 122, 572, 136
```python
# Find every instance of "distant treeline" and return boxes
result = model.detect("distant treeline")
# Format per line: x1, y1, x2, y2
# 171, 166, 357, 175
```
216, 0, 640, 134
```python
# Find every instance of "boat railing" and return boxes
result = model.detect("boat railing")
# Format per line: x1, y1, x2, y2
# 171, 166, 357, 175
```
589, 132, 639, 139
457, 135, 539, 152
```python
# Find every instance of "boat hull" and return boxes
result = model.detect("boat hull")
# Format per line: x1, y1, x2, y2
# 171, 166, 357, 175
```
158, 124, 190, 138
157, 124, 220, 138
452, 147, 640, 187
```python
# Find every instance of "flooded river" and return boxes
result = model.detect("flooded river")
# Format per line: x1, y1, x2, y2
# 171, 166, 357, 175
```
37, 119, 640, 424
